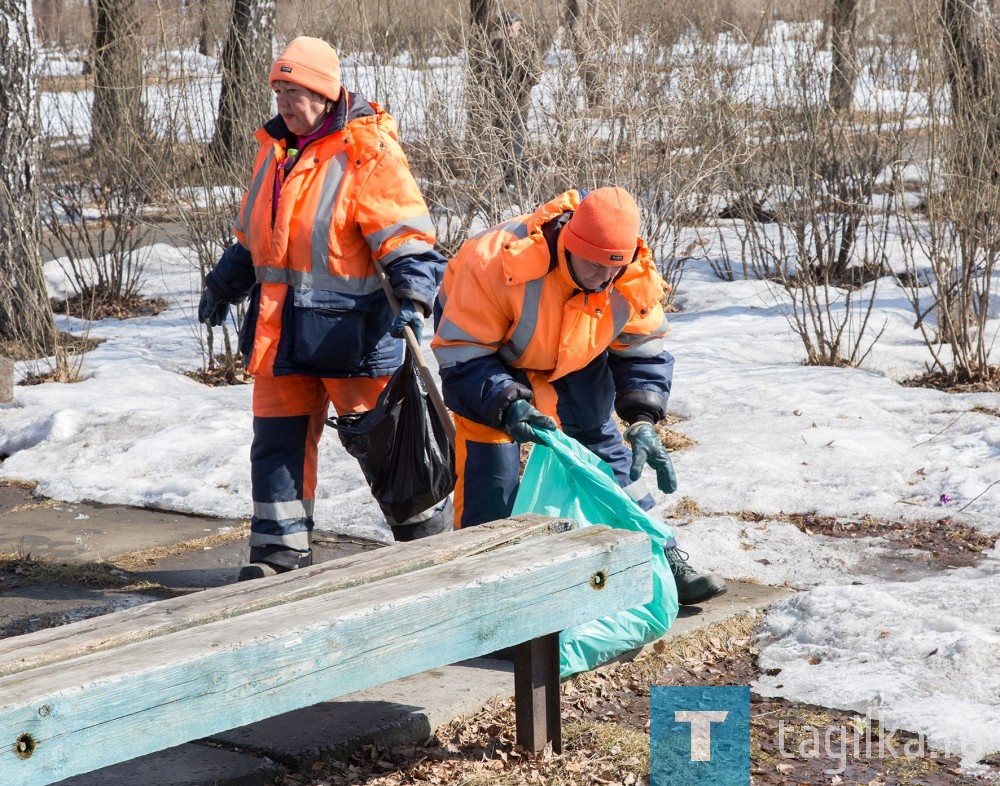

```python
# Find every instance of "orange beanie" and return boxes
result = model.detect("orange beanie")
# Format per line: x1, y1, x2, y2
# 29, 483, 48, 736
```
269, 37, 342, 102
563, 187, 641, 265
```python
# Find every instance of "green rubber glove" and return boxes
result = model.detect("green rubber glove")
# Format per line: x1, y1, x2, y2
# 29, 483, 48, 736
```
502, 399, 557, 445
624, 422, 678, 494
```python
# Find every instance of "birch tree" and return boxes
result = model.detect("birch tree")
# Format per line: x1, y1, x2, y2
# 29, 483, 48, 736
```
0, 1, 57, 355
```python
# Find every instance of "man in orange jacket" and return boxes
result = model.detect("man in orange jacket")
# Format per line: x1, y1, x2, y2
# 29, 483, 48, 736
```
431, 187, 726, 605
198, 37, 450, 579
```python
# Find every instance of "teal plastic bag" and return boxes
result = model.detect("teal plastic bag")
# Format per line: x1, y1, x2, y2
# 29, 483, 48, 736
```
512, 428, 679, 678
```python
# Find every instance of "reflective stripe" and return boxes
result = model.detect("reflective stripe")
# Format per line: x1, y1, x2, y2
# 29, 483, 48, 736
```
617, 313, 670, 344
248, 531, 313, 551
384, 496, 450, 526
623, 477, 653, 502
434, 343, 498, 368
610, 289, 632, 337
238, 147, 276, 244
310, 152, 349, 266
470, 218, 529, 241
498, 278, 542, 364
254, 498, 316, 521
501, 220, 530, 240
379, 238, 436, 265
364, 214, 435, 252
436, 316, 501, 346
255, 265, 383, 295
611, 337, 667, 358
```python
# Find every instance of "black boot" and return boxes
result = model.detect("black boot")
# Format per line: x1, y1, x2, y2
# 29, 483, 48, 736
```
238, 544, 313, 581
664, 546, 727, 606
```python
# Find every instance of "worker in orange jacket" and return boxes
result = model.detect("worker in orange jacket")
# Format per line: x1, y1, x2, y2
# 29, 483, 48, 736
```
431, 187, 726, 605
198, 37, 450, 579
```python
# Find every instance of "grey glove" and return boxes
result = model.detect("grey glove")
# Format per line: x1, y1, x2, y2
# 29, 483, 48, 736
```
389, 299, 423, 344
624, 422, 678, 494
198, 288, 230, 327
503, 399, 557, 445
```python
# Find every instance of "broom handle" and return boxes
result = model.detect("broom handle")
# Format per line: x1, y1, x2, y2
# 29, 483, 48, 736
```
374, 262, 457, 444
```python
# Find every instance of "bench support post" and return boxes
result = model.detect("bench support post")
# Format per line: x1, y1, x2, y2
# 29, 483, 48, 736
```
513, 631, 561, 754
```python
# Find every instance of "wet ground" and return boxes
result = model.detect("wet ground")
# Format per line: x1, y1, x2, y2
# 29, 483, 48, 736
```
0, 481, 384, 638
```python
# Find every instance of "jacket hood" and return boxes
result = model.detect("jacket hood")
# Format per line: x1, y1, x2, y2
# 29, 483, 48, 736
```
500, 190, 582, 285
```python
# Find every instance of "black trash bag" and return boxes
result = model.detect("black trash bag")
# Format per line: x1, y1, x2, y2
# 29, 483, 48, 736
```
327, 351, 455, 524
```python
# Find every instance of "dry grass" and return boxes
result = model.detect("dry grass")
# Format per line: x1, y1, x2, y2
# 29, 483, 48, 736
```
0, 550, 163, 593
110, 522, 250, 571
666, 495, 704, 518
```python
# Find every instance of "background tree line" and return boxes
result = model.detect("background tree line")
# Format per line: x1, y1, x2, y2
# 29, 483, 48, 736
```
2, 0, 1000, 390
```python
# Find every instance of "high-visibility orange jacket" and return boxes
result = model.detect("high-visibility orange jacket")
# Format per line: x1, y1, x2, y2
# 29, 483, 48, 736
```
206, 91, 445, 379
431, 189, 673, 428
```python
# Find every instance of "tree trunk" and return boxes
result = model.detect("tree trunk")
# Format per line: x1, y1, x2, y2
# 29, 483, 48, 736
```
938, 0, 1000, 349
941, 0, 1000, 184
36, 0, 67, 48
564, 0, 601, 110
212, 0, 275, 181
0, 0, 57, 354
91, 0, 145, 154
828, 0, 860, 114
469, 0, 501, 74
198, 0, 216, 58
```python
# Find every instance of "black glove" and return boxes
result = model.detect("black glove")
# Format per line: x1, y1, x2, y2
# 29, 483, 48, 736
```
503, 399, 557, 445
624, 422, 677, 494
389, 300, 423, 344
198, 288, 230, 327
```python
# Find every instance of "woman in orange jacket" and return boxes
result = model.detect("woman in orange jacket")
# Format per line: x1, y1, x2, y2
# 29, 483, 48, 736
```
431, 187, 726, 605
198, 37, 450, 579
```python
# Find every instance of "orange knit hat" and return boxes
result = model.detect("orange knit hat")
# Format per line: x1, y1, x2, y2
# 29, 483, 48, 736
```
563, 187, 641, 265
269, 37, 342, 102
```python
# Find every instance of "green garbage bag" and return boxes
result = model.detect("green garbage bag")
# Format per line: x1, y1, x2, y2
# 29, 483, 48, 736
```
512, 428, 679, 678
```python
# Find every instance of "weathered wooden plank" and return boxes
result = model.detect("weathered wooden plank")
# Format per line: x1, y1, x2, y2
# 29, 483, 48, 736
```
0, 514, 577, 678
0, 525, 651, 786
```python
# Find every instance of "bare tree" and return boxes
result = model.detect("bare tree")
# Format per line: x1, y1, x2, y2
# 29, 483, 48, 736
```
828, 0, 860, 113
212, 0, 275, 180
468, 0, 502, 78
915, 0, 1000, 381
717, 28, 904, 367
941, 0, 1000, 186
91, 0, 145, 153
564, 0, 602, 109
0, 0, 57, 356
198, 0, 217, 57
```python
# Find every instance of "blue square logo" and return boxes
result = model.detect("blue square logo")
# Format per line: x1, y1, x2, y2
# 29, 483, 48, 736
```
650, 686, 750, 786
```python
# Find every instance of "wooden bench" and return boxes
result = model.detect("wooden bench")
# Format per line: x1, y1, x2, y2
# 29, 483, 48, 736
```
0, 514, 652, 786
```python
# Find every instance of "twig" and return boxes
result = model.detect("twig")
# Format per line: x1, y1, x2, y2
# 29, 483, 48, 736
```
957, 479, 1000, 513
913, 410, 967, 447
